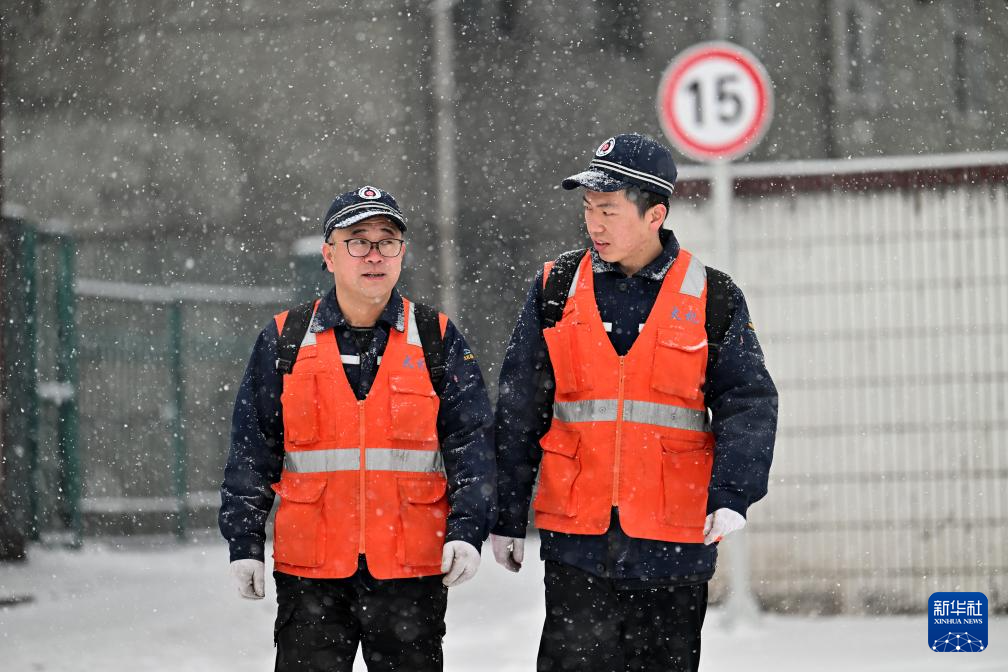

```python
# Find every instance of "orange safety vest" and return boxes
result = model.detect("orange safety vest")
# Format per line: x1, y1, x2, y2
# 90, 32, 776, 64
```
534, 249, 715, 543
271, 296, 449, 580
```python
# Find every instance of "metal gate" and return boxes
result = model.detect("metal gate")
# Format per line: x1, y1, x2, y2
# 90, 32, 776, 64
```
1, 214, 293, 544
1, 214, 81, 546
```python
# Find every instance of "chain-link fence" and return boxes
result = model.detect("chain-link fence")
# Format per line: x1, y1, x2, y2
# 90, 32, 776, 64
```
73, 280, 293, 539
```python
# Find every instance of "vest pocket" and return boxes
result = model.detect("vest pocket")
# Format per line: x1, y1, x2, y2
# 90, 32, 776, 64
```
543, 324, 594, 394
389, 374, 439, 443
651, 327, 707, 400
397, 478, 448, 568
272, 477, 327, 567
660, 436, 713, 529
281, 373, 320, 445
532, 427, 582, 517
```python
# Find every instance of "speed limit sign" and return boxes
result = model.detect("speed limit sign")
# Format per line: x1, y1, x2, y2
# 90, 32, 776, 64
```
657, 42, 773, 162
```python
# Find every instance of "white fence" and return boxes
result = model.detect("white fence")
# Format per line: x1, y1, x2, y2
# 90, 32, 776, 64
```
668, 152, 1008, 613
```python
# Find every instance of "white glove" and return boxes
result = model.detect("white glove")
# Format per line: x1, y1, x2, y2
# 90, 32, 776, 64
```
441, 540, 481, 587
490, 534, 524, 573
703, 508, 746, 545
230, 559, 265, 599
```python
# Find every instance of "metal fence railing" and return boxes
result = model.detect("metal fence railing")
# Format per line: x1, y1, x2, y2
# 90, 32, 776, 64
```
72, 280, 292, 540
667, 152, 1008, 614
2, 213, 294, 544
1, 215, 82, 546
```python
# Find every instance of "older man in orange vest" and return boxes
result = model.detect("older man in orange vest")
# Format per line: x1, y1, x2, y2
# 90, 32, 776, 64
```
220, 186, 495, 672
491, 134, 777, 672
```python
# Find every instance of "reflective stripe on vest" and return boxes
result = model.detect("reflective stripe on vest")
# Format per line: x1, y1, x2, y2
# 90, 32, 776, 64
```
553, 399, 618, 424
405, 301, 424, 348
554, 398, 709, 432
284, 448, 445, 474
679, 254, 706, 298
623, 399, 710, 432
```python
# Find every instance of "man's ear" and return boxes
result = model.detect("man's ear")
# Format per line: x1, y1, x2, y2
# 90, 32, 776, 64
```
647, 203, 668, 232
322, 242, 336, 273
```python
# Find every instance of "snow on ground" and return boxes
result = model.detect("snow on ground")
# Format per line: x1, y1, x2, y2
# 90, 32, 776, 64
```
1, 532, 1004, 671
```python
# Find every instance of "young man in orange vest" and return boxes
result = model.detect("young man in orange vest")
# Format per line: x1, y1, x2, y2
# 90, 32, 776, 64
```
220, 186, 496, 672
491, 134, 777, 671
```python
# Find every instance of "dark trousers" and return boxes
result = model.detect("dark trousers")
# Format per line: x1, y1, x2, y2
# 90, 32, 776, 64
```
274, 563, 448, 672
537, 561, 708, 672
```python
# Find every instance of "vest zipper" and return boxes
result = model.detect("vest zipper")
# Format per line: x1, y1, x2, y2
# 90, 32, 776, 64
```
612, 356, 625, 506
358, 400, 366, 554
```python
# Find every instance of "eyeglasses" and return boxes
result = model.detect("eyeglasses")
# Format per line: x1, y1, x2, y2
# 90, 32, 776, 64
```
332, 238, 404, 258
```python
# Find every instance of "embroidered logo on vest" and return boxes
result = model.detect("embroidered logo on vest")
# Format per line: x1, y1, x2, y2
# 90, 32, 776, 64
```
671, 307, 701, 324
402, 355, 427, 370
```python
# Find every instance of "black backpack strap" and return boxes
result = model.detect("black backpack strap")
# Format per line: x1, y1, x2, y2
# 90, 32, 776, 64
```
704, 267, 736, 372
533, 249, 587, 408
276, 300, 316, 375
413, 302, 447, 394
541, 249, 587, 328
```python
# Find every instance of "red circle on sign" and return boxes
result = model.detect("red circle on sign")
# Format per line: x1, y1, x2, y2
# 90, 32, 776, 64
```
657, 42, 773, 162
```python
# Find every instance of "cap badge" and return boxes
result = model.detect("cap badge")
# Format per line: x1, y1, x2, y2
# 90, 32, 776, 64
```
595, 138, 616, 157
358, 186, 382, 199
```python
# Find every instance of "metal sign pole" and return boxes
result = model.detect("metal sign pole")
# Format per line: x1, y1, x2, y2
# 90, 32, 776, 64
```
712, 160, 734, 270
725, 525, 761, 626
659, 39, 773, 629
430, 0, 460, 317
712, 160, 760, 627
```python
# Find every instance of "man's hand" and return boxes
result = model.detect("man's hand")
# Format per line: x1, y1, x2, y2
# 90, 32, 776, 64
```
490, 534, 524, 572
441, 541, 481, 587
703, 508, 746, 545
230, 559, 265, 599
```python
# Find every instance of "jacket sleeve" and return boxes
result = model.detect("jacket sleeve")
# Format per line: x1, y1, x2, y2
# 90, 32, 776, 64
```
436, 319, 497, 552
704, 279, 778, 517
492, 270, 554, 537
218, 320, 285, 562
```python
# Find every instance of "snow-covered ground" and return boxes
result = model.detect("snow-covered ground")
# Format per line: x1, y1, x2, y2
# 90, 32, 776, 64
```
1, 532, 1004, 671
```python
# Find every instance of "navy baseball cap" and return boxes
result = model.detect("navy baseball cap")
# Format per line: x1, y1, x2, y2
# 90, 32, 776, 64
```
322, 185, 407, 242
562, 133, 677, 197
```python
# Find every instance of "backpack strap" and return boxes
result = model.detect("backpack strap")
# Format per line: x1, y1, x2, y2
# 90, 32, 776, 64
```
275, 300, 316, 375
534, 249, 586, 407
541, 249, 586, 328
413, 302, 447, 394
704, 267, 736, 372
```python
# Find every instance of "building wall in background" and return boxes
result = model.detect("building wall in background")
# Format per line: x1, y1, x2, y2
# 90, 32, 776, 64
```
2, 1, 440, 292
3, 2, 1006, 317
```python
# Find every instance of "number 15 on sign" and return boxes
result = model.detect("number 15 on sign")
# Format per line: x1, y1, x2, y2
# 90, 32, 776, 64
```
657, 42, 773, 163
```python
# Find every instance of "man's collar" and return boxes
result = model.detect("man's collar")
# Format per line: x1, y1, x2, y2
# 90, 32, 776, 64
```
589, 229, 680, 281
310, 286, 405, 333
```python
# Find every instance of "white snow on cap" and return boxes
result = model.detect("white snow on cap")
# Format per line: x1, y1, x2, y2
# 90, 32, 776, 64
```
561, 168, 628, 192
588, 158, 676, 196
325, 203, 406, 233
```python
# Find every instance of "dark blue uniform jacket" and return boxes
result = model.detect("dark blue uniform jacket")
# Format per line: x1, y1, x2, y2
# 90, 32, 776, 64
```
493, 231, 777, 586
220, 286, 496, 564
